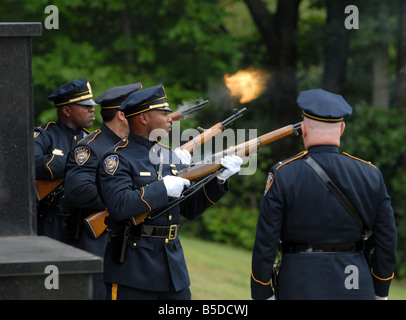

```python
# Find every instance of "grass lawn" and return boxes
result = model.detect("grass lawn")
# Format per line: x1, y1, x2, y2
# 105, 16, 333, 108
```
181, 235, 406, 300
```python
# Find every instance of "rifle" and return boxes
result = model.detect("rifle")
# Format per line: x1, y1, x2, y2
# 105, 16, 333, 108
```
130, 121, 302, 225
179, 122, 302, 181
169, 99, 208, 121
98, 108, 247, 230
84, 210, 109, 239
179, 107, 247, 153
35, 179, 64, 201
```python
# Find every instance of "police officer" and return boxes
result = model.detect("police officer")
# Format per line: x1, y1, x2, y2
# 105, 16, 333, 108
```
64, 82, 142, 299
98, 84, 243, 300
35, 79, 97, 242
251, 88, 397, 300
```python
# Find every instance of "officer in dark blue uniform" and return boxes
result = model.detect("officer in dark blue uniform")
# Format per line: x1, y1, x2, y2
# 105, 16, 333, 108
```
64, 82, 142, 299
97, 84, 243, 299
251, 89, 397, 300
35, 79, 97, 242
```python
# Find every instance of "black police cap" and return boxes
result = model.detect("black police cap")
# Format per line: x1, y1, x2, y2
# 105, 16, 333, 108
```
119, 84, 172, 118
48, 79, 97, 107
297, 88, 352, 122
96, 82, 143, 109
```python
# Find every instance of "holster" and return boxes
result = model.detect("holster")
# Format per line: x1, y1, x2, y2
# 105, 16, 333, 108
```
105, 216, 132, 264
363, 234, 376, 267
66, 209, 83, 241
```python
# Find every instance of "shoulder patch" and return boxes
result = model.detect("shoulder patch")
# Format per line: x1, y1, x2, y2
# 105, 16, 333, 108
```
104, 155, 119, 175
342, 152, 377, 169
263, 172, 274, 196
276, 150, 308, 170
74, 146, 91, 165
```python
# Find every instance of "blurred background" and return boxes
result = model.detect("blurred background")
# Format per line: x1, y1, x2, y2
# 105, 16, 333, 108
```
3, 0, 406, 290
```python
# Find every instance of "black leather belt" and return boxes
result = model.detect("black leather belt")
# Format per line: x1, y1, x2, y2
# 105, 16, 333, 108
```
142, 224, 180, 240
282, 240, 364, 254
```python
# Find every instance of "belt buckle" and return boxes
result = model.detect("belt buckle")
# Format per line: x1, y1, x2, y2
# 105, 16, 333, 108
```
168, 224, 178, 240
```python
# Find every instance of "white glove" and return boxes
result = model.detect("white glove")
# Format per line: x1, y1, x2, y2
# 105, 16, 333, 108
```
216, 155, 243, 182
174, 148, 192, 165
163, 175, 190, 198
375, 296, 388, 300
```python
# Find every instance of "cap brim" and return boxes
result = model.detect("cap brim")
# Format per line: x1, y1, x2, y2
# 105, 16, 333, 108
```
154, 106, 173, 112
74, 98, 98, 106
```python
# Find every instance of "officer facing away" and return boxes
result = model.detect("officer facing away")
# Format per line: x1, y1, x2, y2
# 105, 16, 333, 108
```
34, 79, 97, 242
64, 82, 143, 299
251, 89, 397, 300
98, 84, 243, 300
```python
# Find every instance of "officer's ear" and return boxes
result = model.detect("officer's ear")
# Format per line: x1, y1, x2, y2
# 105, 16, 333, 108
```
60, 105, 72, 118
301, 121, 306, 138
117, 111, 126, 121
340, 122, 345, 136
138, 112, 148, 125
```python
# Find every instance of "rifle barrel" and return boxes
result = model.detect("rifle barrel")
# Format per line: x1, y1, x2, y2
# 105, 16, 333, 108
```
169, 100, 208, 121
220, 107, 247, 128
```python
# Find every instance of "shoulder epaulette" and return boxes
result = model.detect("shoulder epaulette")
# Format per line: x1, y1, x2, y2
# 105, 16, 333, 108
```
275, 150, 308, 170
34, 121, 55, 138
40, 121, 56, 131
78, 129, 101, 145
156, 141, 172, 150
114, 138, 129, 152
342, 152, 377, 169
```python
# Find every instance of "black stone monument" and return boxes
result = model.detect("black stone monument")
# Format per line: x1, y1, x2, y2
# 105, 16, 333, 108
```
0, 22, 102, 299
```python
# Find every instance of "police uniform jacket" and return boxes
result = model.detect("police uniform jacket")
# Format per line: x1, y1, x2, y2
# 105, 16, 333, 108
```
98, 133, 229, 292
251, 145, 397, 299
34, 120, 89, 180
65, 123, 122, 210
64, 123, 122, 300
34, 120, 89, 241
64, 123, 121, 253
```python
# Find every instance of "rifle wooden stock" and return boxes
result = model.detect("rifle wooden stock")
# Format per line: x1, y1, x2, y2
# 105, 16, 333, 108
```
35, 179, 64, 200
84, 210, 109, 239
179, 123, 224, 153
179, 123, 302, 181
179, 108, 246, 153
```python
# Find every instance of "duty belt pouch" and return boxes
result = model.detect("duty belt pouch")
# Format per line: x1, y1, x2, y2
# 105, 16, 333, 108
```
106, 216, 131, 264
303, 156, 374, 263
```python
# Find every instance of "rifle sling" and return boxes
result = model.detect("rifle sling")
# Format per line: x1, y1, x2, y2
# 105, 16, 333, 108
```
303, 155, 366, 235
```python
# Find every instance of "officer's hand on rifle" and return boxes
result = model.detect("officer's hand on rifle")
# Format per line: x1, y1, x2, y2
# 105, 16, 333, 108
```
174, 148, 192, 166
216, 155, 243, 183
163, 175, 191, 198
